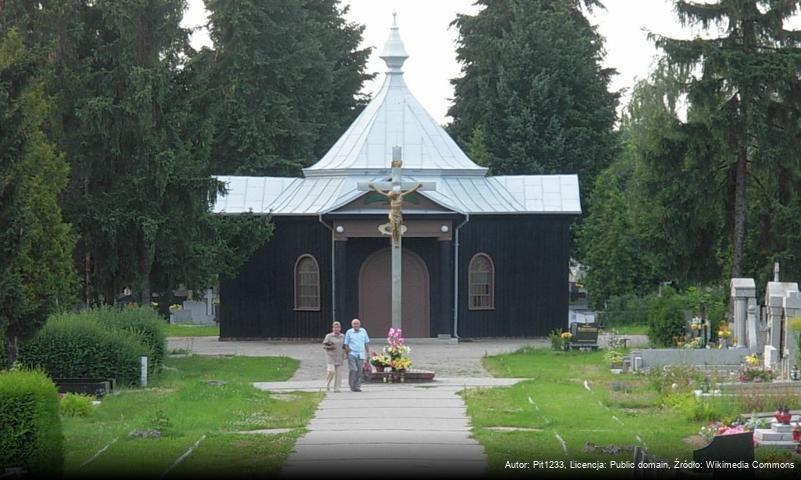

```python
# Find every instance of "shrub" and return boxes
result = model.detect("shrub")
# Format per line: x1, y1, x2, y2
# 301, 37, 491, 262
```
60, 393, 94, 417
0, 369, 63, 475
663, 391, 737, 422
548, 329, 563, 351
19, 315, 149, 385
94, 306, 166, 373
647, 287, 687, 347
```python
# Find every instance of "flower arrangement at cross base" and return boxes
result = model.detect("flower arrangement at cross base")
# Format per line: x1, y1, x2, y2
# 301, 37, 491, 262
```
385, 328, 412, 372
370, 352, 391, 371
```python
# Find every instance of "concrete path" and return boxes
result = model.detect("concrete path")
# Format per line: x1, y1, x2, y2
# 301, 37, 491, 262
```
167, 337, 549, 380
255, 378, 523, 477
166, 334, 647, 476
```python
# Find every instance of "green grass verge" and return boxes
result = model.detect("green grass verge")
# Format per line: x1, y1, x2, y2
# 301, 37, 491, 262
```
63, 355, 319, 478
163, 324, 220, 337
601, 324, 648, 335
467, 347, 801, 477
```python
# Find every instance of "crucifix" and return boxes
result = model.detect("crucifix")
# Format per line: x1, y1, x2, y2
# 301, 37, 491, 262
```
357, 146, 435, 330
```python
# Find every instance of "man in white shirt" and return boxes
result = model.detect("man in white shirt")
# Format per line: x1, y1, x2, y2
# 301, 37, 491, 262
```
343, 318, 370, 392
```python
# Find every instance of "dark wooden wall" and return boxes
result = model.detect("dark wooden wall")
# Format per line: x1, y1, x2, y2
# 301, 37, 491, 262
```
219, 217, 332, 339
219, 213, 572, 339
456, 215, 571, 337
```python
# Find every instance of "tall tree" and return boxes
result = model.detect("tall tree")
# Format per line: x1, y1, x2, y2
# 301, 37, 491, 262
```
43, 0, 268, 306
448, 0, 618, 203
652, 0, 801, 278
0, 29, 77, 363
579, 61, 730, 306
204, 0, 372, 176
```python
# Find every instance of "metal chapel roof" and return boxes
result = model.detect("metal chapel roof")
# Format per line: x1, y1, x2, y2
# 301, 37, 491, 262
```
212, 19, 581, 217
303, 17, 486, 177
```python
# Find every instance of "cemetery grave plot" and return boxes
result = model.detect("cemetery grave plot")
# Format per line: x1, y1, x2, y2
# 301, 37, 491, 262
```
464, 347, 801, 476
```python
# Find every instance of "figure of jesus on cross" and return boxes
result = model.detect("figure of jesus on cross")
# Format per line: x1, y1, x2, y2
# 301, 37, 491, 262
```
369, 158, 422, 246
358, 146, 435, 330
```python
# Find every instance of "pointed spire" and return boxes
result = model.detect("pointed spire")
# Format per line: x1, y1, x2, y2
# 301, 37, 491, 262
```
380, 13, 408, 73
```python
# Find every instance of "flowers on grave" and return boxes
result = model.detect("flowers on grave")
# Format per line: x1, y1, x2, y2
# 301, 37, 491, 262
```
699, 421, 749, 441
169, 303, 182, 312
738, 357, 775, 383
717, 324, 732, 339
384, 328, 412, 371
682, 337, 702, 349
560, 331, 572, 350
745, 354, 760, 367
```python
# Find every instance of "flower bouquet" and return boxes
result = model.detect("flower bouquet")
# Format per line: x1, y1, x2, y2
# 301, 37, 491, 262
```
383, 328, 413, 381
385, 328, 412, 367
370, 352, 391, 371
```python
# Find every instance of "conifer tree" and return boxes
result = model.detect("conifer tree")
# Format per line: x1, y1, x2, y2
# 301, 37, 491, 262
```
652, 0, 801, 278
0, 29, 77, 363
448, 0, 618, 204
204, 0, 371, 176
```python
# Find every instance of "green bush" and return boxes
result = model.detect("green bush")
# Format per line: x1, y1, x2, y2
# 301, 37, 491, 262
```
60, 393, 94, 417
647, 287, 687, 347
663, 391, 737, 422
89, 306, 166, 373
0, 369, 63, 475
19, 315, 149, 385
601, 286, 726, 338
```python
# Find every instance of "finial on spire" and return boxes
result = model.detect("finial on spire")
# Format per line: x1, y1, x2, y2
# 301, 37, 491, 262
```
380, 12, 408, 73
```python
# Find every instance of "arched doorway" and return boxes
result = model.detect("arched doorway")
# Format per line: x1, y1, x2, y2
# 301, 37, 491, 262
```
358, 248, 430, 338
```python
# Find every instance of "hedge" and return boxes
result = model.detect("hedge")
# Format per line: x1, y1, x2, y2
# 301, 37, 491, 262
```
78, 306, 166, 373
0, 369, 63, 476
19, 315, 149, 385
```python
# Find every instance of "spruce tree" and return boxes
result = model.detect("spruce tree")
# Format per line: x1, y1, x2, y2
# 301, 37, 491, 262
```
448, 0, 618, 204
652, 0, 801, 278
204, 0, 371, 176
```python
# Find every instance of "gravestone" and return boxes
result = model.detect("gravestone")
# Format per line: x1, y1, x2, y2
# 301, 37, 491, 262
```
746, 298, 759, 351
570, 322, 599, 349
730, 278, 755, 349
782, 291, 801, 379
764, 345, 779, 370
171, 300, 216, 325
692, 432, 754, 478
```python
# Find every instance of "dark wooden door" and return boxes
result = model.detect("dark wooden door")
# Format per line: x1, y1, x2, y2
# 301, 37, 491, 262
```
358, 248, 430, 338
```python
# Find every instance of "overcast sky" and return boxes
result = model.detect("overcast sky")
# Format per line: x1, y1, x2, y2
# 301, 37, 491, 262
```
182, 0, 800, 124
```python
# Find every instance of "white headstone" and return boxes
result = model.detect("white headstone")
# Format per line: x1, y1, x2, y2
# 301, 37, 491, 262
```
747, 298, 759, 352
764, 345, 779, 369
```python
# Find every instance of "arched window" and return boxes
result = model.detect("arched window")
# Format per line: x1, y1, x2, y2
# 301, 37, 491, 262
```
468, 253, 495, 310
294, 255, 320, 311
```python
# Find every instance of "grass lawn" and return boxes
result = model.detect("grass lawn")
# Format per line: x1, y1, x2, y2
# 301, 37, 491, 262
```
163, 324, 220, 337
466, 347, 800, 477
63, 355, 321, 478
601, 324, 648, 335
